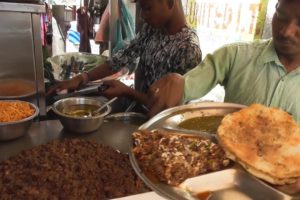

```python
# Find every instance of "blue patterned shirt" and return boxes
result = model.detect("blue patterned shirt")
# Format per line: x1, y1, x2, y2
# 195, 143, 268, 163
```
111, 23, 202, 92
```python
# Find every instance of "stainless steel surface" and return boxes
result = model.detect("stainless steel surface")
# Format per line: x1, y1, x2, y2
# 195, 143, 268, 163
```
0, 12, 36, 80
105, 112, 148, 126
0, 6, 46, 116
0, 101, 39, 141
129, 102, 297, 200
0, 119, 141, 162
52, 97, 111, 133
32, 12, 46, 116
139, 102, 245, 130
180, 169, 290, 200
0, 2, 45, 13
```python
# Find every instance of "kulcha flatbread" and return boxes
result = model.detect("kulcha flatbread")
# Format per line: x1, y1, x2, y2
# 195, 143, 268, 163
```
217, 104, 300, 185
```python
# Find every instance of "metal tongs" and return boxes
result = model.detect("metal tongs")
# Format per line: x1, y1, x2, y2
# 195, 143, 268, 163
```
53, 83, 109, 100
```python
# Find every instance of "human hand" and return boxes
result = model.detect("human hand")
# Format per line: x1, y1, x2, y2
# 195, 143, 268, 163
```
296, 178, 300, 191
275, 178, 300, 194
100, 80, 131, 99
46, 75, 83, 96
146, 73, 185, 117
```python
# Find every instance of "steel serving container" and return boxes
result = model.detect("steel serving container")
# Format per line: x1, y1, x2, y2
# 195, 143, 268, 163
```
52, 97, 111, 133
129, 102, 300, 200
0, 100, 39, 141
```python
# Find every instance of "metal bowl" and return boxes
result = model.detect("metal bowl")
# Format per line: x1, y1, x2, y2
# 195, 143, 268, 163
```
52, 97, 111, 133
104, 112, 148, 126
0, 100, 39, 141
0, 79, 36, 100
46, 52, 106, 81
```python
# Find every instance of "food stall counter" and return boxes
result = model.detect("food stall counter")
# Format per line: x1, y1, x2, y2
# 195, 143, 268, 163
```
0, 119, 139, 162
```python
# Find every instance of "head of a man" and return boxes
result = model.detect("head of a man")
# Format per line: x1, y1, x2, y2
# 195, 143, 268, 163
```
272, 0, 300, 57
134, 0, 179, 29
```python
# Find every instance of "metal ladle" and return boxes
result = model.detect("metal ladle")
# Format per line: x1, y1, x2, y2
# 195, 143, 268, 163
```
90, 97, 118, 117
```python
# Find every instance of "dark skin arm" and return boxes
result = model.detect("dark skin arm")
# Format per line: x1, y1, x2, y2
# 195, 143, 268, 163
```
101, 73, 185, 117
101, 80, 148, 106
297, 179, 300, 191
146, 73, 185, 117
46, 62, 114, 96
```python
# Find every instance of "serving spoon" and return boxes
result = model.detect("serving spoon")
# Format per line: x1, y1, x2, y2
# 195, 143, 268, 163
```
91, 97, 118, 117
64, 97, 118, 118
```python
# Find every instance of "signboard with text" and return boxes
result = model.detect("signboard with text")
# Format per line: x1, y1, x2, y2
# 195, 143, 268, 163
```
182, 0, 268, 55
48, 0, 80, 6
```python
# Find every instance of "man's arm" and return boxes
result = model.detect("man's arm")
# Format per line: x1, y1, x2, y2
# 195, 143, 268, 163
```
146, 45, 235, 116
46, 62, 115, 96
85, 62, 115, 81
101, 80, 148, 106
146, 73, 185, 117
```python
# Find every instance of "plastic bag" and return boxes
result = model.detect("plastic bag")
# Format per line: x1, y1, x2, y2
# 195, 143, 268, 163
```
112, 0, 135, 54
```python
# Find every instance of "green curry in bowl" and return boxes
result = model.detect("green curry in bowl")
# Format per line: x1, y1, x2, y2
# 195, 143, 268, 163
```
178, 116, 224, 133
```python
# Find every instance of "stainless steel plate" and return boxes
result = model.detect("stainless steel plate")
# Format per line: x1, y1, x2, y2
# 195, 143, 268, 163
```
129, 102, 297, 200
105, 112, 148, 126
180, 169, 290, 200
139, 102, 245, 131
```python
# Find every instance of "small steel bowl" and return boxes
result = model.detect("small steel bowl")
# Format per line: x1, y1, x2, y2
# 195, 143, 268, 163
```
0, 100, 39, 141
52, 97, 111, 133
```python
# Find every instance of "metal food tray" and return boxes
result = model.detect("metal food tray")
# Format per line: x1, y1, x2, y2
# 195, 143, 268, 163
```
104, 112, 148, 126
129, 102, 300, 200
180, 169, 290, 200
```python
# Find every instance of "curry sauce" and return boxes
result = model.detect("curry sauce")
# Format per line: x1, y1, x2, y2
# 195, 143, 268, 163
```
62, 104, 99, 117
178, 116, 224, 133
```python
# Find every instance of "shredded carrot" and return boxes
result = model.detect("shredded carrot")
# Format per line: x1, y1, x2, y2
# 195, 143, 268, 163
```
0, 102, 35, 122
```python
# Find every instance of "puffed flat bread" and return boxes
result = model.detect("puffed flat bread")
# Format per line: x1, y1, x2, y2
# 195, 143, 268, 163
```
217, 104, 300, 185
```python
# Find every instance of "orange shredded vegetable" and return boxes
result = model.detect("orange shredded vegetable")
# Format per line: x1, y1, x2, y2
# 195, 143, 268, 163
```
0, 102, 35, 122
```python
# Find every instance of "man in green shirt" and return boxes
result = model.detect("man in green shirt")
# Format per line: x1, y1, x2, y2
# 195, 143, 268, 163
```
146, 0, 300, 124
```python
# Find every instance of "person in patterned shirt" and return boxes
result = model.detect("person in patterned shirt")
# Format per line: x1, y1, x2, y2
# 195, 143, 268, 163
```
47, 0, 201, 111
